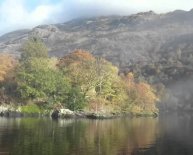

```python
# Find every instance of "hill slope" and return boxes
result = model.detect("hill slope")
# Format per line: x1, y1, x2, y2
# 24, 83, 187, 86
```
1, 10, 193, 110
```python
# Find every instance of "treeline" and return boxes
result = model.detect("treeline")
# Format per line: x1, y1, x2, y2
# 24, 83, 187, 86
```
0, 37, 159, 115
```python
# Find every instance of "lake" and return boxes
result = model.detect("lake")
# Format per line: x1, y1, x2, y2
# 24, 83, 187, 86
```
0, 114, 192, 155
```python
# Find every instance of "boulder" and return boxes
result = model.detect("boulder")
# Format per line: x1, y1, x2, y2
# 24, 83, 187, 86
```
51, 109, 75, 119
51, 110, 60, 119
59, 109, 74, 118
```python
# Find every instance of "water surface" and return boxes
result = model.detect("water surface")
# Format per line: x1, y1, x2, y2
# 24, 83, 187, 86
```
0, 114, 192, 155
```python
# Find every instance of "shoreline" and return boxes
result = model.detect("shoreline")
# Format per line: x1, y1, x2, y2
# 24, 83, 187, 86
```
0, 106, 158, 119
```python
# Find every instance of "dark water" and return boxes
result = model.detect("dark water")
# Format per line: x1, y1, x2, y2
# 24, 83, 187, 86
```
0, 114, 193, 155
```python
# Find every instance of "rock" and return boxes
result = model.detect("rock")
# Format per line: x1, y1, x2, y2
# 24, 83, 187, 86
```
86, 112, 117, 119
59, 109, 74, 118
0, 105, 10, 117
0, 105, 23, 117
75, 111, 87, 118
59, 109, 74, 115
51, 110, 60, 119
51, 109, 75, 119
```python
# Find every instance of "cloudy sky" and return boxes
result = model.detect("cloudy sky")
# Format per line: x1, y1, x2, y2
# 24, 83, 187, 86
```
0, 0, 193, 35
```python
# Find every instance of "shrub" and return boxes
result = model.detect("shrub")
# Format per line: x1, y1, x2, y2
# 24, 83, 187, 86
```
21, 103, 41, 114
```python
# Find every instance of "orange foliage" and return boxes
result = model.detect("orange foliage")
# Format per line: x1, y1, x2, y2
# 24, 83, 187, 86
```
0, 54, 17, 81
125, 72, 135, 89
124, 72, 159, 112
58, 49, 95, 67
136, 82, 158, 108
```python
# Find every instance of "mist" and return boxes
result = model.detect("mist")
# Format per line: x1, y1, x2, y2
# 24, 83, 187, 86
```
160, 76, 193, 112
1, 0, 193, 35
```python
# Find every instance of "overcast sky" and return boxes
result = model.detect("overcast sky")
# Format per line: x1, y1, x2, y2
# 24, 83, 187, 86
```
0, 0, 193, 36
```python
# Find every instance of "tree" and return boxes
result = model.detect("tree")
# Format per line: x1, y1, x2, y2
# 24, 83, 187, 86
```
123, 72, 159, 114
135, 82, 159, 111
0, 54, 18, 104
17, 38, 73, 107
21, 37, 48, 61
58, 50, 128, 112
58, 49, 95, 67
58, 50, 97, 98
17, 57, 70, 105
0, 54, 17, 82
66, 87, 86, 111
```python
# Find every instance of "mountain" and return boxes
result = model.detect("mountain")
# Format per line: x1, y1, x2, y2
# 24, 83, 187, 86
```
1, 9, 193, 110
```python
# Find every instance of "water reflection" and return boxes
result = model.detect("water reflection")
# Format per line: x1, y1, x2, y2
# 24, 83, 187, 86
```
82, 118, 159, 155
139, 114, 193, 155
0, 117, 159, 155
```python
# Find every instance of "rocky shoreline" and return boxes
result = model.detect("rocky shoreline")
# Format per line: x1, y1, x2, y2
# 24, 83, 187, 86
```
0, 105, 158, 119
0, 108, 121, 119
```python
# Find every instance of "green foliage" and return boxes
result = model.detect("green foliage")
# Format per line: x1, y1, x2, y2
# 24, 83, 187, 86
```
67, 54, 159, 114
59, 52, 130, 112
17, 57, 70, 105
21, 103, 41, 114
1, 41, 159, 115
66, 87, 86, 111
94, 58, 120, 99
21, 37, 48, 61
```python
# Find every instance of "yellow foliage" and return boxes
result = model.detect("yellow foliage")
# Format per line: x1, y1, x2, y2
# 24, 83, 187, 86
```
130, 105, 144, 113
126, 72, 134, 82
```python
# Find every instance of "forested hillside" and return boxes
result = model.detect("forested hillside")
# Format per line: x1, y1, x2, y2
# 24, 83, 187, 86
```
1, 9, 193, 111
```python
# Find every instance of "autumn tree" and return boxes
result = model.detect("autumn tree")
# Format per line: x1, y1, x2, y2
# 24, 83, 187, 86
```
58, 49, 95, 67
0, 54, 17, 82
0, 39, 159, 114
0, 54, 18, 104
135, 82, 158, 110
123, 72, 159, 114
58, 50, 128, 112
58, 50, 97, 97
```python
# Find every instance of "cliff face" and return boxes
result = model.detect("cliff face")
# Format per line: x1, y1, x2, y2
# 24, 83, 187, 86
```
1, 10, 193, 110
